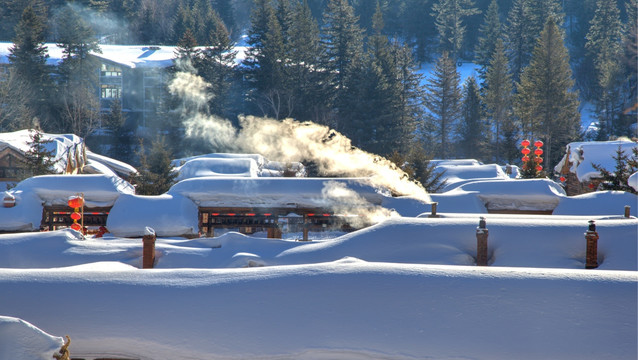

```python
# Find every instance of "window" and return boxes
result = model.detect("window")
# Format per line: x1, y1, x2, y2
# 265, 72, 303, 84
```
100, 63, 122, 77
101, 84, 121, 99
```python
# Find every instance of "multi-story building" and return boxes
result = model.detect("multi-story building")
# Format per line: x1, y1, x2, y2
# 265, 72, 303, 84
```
0, 43, 177, 130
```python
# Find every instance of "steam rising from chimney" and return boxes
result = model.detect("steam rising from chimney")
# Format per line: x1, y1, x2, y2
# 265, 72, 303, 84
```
168, 71, 430, 202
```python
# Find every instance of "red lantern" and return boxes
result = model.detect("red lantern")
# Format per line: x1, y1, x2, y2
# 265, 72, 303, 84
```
534, 157, 543, 163
68, 196, 84, 209
588, 183, 595, 189
521, 147, 531, 155
70, 223, 82, 231
70, 212, 82, 221
534, 148, 543, 156
535, 165, 543, 172
560, 176, 566, 182
534, 140, 544, 148
522, 156, 530, 162
521, 139, 530, 147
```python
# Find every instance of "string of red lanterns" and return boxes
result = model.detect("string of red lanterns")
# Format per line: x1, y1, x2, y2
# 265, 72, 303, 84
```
67, 194, 84, 232
521, 139, 544, 174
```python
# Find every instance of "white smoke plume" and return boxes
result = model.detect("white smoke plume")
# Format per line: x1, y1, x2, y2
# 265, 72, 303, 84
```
168, 71, 430, 203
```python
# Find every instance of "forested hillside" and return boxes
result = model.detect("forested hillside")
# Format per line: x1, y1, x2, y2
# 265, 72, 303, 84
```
0, 0, 636, 172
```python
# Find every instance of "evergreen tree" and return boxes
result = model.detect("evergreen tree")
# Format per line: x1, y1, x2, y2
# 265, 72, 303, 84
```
514, 18, 580, 172
198, 9, 237, 118
424, 52, 463, 158
286, 0, 327, 123
431, 0, 480, 60
474, 0, 502, 83
506, 0, 564, 82
321, 0, 365, 129
24, 129, 59, 177
103, 99, 132, 163
505, 0, 533, 82
591, 146, 638, 194
623, 3, 637, 126
388, 146, 447, 193
483, 39, 515, 162
585, 0, 625, 139
130, 137, 177, 195
457, 76, 488, 160
213, 0, 237, 38
175, 28, 200, 72
8, 4, 54, 129
54, 4, 102, 137
404, 0, 437, 63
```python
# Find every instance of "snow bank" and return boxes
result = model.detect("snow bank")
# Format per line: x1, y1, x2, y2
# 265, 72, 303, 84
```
0, 316, 63, 360
629, 172, 638, 191
9, 174, 134, 207
554, 191, 637, 216
554, 140, 637, 182
168, 177, 384, 209
455, 179, 566, 212
106, 193, 199, 237
0, 190, 43, 231
172, 153, 267, 168
435, 163, 509, 192
0, 262, 635, 360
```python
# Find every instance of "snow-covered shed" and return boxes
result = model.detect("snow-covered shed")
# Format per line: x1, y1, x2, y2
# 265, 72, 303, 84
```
555, 140, 637, 195
171, 153, 306, 180
0, 174, 134, 232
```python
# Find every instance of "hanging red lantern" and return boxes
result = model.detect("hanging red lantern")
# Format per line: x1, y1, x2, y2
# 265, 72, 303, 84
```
534, 157, 543, 163
522, 156, 530, 162
521, 147, 531, 155
560, 176, 566, 182
534, 148, 543, 156
68, 196, 84, 209
534, 140, 544, 148
70, 212, 82, 221
588, 183, 595, 189
70, 223, 82, 231
535, 165, 543, 172
521, 139, 530, 147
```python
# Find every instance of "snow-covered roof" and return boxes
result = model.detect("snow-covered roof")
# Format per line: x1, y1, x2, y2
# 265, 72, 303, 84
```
9, 174, 134, 207
174, 157, 260, 180
168, 177, 384, 209
0, 130, 84, 174
0, 43, 66, 66
554, 140, 637, 182
92, 44, 176, 69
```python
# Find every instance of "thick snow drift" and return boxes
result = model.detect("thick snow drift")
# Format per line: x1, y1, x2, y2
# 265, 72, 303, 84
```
0, 316, 64, 360
555, 140, 637, 182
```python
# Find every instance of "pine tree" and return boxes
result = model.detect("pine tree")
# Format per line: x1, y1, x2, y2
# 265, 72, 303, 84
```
514, 18, 580, 172
175, 28, 200, 72
483, 39, 515, 162
457, 76, 489, 160
505, 0, 533, 82
591, 146, 638, 194
321, 0, 365, 128
287, 0, 327, 123
198, 9, 237, 118
431, 0, 480, 60
130, 137, 177, 195
8, 4, 54, 129
474, 0, 502, 83
103, 99, 132, 163
54, 4, 102, 137
424, 51, 463, 158
24, 129, 58, 177
585, 0, 624, 139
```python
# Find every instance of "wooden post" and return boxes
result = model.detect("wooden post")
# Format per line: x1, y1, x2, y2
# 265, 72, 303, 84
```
476, 217, 488, 266
302, 215, 309, 241
585, 220, 599, 269
624, 205, 631, 218
267, 227, 282, 239
142, 228, 156, 269
429, 202, 439, 218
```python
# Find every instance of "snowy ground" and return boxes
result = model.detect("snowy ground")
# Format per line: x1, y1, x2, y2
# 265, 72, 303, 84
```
1, 150, 637, 359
